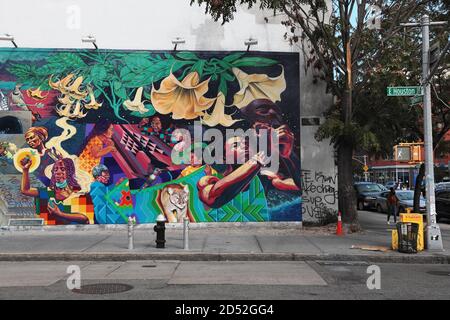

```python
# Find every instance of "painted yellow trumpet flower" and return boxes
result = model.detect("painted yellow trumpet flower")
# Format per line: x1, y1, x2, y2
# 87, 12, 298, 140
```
66, 76, 88, 100
55, 102, 74, 118
201, 92, 241, 127
49, 74, 75, 91
27, 87, 48, 100
123, 87, 150, 114
58, 94, 74, 106
151, 72, 215, 120
71, 100, 87, 118
232, 67, 286, 109
55, 100, 87, 119
84, 87, 103, 110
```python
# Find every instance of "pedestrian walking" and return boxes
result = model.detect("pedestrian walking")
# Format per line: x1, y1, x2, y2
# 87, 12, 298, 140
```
387, 187, 399, 225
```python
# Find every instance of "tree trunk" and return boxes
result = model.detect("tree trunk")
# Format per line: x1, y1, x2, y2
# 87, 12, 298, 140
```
413, 163, 425, 212
338, 141, 357, 223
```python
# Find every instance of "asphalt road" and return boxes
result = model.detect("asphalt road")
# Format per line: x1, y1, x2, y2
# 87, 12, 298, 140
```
0, 260, 449, 300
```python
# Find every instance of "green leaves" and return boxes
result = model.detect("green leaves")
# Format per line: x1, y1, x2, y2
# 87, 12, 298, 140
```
113, 81, 127, 100
46, 52, 86, 71
90, 65, 107, 82
232, 57, 278, 67
190, 60, 207, 77
223, 52, 246, 63
176, 52, 199, 61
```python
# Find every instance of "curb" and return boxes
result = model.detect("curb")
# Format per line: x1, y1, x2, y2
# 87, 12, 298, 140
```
0, 252, 449, 264
1, 222, 303, 232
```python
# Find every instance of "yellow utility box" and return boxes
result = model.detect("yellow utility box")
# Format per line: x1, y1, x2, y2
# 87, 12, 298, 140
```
391, 212, 424, 251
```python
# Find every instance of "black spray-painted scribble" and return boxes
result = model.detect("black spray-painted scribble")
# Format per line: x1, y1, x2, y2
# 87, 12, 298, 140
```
301, 169, 338, 219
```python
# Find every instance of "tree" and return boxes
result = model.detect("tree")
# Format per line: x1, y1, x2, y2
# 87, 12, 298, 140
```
190, 0, 438, 224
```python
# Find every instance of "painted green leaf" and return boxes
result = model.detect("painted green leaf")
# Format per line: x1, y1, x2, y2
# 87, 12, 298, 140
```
46, 52, 86, 70
124, 53, 153, 71
232, 57, 278, 67
222, 71, 235, 82
176, 52, 199, 61
190, 60, 206, 77
114, 83, 128, 100
218, 76, 228, 97
90, 65, 107, 82
223, 52, 246, 63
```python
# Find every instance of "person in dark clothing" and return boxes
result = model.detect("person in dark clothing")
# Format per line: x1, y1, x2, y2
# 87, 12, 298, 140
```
387, 187, 399, 225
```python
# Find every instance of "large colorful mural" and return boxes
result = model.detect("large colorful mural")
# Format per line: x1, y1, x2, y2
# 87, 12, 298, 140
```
0, 48, 301, 225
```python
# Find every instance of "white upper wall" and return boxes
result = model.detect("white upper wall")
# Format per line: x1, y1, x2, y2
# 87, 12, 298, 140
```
0, 0, 295, 52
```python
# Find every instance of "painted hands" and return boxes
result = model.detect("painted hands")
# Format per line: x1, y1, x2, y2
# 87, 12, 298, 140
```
20, 156, 32, 171
251, 151, 270, 167
275, 125, 294, 159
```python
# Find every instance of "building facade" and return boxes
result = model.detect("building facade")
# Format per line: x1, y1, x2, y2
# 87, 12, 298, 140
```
0, 0, 336, 225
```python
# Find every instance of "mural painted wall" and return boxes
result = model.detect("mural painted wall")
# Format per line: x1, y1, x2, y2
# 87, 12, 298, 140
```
0, 48, 301, 225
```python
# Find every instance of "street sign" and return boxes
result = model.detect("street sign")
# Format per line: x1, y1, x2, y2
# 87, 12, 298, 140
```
410, 95, 423, 106
387, 86, 423, 96
363, 165, 369, 172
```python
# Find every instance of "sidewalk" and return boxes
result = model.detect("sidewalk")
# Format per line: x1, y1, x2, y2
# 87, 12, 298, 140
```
0, 211, 449, 263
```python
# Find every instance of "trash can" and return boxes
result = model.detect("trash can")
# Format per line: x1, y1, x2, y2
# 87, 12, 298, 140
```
396, 222, 419, 254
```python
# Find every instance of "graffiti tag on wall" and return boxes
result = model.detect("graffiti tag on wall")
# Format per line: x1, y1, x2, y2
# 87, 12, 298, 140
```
301, 169, 338, 219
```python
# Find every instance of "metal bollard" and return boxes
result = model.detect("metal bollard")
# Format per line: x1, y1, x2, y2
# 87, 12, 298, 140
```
154, 214, 166, 249
183, 217, 189, 250
128, 216, 134, 250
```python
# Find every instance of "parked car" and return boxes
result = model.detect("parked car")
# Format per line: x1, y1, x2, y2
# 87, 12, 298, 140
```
375, 190, 426, 215
354, 182, 386, 211
385, 181, 397, 189
435, 185, 450, 221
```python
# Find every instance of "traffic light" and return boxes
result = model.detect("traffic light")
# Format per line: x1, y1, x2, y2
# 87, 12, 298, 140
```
394, 143, 424, 162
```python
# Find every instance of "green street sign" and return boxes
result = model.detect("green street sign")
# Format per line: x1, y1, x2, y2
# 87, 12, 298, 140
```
410, 95, 423, 106
387, 86, 424, 97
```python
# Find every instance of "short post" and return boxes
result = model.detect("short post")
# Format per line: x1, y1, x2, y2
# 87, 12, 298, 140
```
127, 216, 134, 250
183, 217, 189, 250
154, 214, 166, 249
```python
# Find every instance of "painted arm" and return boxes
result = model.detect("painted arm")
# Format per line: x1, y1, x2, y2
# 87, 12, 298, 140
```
20, 161, 39, 198
91, 145, 116, 158
276, 125, 302, 190
198, 153, 268, 208
281, 154, 302, 190
47, 203, 89, 224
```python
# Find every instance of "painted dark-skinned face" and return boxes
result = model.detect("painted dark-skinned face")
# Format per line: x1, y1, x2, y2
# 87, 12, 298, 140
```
97, 170, 110, 185
240, 100, 283, 128
104, 125, 114, 139
52, 160, 67, 183
151, 117, 162, 133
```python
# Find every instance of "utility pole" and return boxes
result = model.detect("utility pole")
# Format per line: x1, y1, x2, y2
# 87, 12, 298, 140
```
401, 15, 447, 251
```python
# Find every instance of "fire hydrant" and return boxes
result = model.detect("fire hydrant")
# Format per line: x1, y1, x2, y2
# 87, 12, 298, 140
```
154, 214, 166, 249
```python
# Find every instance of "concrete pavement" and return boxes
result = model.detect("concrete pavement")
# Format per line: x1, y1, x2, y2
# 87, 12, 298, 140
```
0, 211, 448, 263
